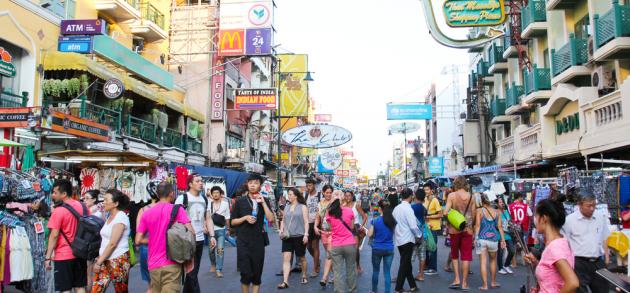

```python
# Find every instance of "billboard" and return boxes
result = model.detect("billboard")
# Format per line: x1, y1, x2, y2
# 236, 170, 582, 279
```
428, 156, 445, 175
58, 36, 93, 53
282, 124, 352, 148
0, 107, 40, 128
387, 103, 433, 120
60, 19, 106, 35
278, 54, 308, 116
234, 88, 276, 110
318, 149, 343, 173
41, 111, 111, 142
218, 29, 245, 56
210, 54, 225, 121
219, 0, 273, 29
443, 0, 506, 27
245, 28, 272, 55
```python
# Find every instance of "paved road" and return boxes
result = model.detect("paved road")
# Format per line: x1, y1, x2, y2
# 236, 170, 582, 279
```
121, 231, 531, 293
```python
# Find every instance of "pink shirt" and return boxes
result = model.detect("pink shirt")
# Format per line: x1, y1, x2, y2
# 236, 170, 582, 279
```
535, 238, 575, 293
137, 202, 190, 270
326, 207, 356, 247
48, 199, 88, 261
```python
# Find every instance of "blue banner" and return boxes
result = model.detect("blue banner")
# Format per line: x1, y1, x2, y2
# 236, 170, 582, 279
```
387, 103, 433, 120
58, 36, 93, 53
317, 156, 334, 174
428, 156, 444, 175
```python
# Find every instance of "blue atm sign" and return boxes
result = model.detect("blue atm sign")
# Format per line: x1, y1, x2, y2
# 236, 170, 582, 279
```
58, 36, 93, 53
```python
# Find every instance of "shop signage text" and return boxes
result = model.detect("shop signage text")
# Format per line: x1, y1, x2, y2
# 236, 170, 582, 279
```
211, 55, 225, 121
0, 107, 40, 128
58, 36, 93, 53
335, 169, 350, 178
219, 29, 245, 56
42, 111, 110, 142
103, 78, 125, 99
245, 28, 272, 55
219, 0, 273, 29
60, 19, 106, 35
428, 156, 445, 175
319, 149, 342, 170
282, 124, 353, 149
234, 88, 276, 110
0, 47, 16, 78
443, 0, 506, 27
387, 103, 433, 120
556, 113, 580, 135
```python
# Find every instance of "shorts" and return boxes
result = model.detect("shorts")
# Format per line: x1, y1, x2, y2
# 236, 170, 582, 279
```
414, 238, 427, 262
139, 244, 150, 282
450, 232, 473, 261
282, 236, 307, 257
308, 223, 321, 241
475, 239, 499, 254
237, 242, 265, 285
54, 258, 87, 291
321, 231, 331, 251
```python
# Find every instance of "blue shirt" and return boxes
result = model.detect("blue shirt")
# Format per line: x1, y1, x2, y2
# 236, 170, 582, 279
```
411, 203, 426, 226
371, 217, 394, 251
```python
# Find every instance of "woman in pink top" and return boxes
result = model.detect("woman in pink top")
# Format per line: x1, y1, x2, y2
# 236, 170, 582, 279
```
524, 198, 579, 293
326, 191, 357, 293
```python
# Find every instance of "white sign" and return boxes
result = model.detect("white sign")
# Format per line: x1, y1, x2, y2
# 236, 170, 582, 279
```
319, 149, 342, 170
388, 122, 421, 134
282, 124, 352, 149
220, 0, 273, 29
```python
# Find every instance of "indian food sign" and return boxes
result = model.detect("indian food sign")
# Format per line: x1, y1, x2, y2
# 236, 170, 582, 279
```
443, 0, 506, 27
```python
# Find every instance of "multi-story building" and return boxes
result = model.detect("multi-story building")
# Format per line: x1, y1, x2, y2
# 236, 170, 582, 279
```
464, 0, 630, 176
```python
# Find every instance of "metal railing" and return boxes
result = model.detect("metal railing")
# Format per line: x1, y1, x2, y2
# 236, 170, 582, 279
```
163, 128, 183, 148
80, 102, 122, 133
551, 33, 588, 77
491, 98, 506, 118
127, 116, 157, 143
186, 137, 203, 153
488, 43, 506, 67
476, 60, 489, 77
524, 65, 552, 95
506, 83, 524, 108
0, 92, 28, 108
140, 2, 165, 30
594, 0, 630, 49
521, 0, 547, 29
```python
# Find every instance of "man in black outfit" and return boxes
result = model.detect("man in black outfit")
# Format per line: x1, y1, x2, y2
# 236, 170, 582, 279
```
387, 187, 400, 207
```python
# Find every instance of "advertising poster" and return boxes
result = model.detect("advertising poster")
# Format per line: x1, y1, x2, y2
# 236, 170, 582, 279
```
278, 54, 308, 116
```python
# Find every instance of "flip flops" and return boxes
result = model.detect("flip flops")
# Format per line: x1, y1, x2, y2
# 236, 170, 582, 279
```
448, 284, 461, 289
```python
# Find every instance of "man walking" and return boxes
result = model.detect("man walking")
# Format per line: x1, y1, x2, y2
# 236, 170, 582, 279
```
175, 173, 216, 293
304, 178, 321, 277
423, 182, 442, 275
392, 188, 422, 293
387, 187, 400, 207
231, 174, 275, 293
562, 192, 610, 293
444, 176, 476, 291
45, 180, 88, 293
136, 182, 194, 293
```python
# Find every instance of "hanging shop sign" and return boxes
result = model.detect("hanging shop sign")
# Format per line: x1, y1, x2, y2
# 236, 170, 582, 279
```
60, 19, 106, 35
0, 47, 16, 78
428, 156, 445, 176
282, 124, 352, 148
314, 114, 332, 122
442, 0, 506, 27
556, 113, 580, 135
245, 28, 273, 55
58, 36, 93, 53
234, 88, 276, 110
41, 111, 111, 142
103, 78, 125, 99
0, 107, 41, 128
218, 29, 246, 56
387, 103, 433, 120
319, 149, 343, 170
211, 54, 225, 121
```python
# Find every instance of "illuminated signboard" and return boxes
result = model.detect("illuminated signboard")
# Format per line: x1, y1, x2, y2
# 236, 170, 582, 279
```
443, 0, 506, 27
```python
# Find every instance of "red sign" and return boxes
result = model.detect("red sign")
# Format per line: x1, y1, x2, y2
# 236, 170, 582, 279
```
314, 114, 332, 122
218, 29, 245, 56
41, 111, 110, 142
211, 53, 225, 121
234, 88, 276, 110
335, 170, 350, 177
0, 107, 40, 128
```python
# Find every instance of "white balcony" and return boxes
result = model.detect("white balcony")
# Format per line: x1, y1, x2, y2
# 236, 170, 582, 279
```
516, 124, 542, 162
129, 3, 168, 42
495, 136, 515, 165
94, 0, 141, 22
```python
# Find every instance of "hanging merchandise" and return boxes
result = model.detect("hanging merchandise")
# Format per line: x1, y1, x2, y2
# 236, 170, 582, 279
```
175, 166, 189, 191
202, 176, 226, 196
80, 168, 100, 196
151, 164, 168, 182
133, 171, 149, 203
117, 171, 135, 198
99, 168, 117, 194
9, 227, 33, 282
534, 185, 551, 206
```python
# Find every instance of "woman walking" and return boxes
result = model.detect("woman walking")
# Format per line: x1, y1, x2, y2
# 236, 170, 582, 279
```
343, 190, 367, 273
496, 197, 515, 275
314, 185, 335, 287
327, 191, 357, 293
474, 192, 506, 291
91, 189, 131, 293
524, 198, 579, 293
277, 188, 309, 289
368, 200, 395, 293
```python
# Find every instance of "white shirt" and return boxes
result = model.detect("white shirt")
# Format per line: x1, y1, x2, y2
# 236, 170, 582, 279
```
99, 211, 130, 259
175, 192, 209, 241
392, 201, 422, 247
562, 209, 611, 258
210, 199, 231, 230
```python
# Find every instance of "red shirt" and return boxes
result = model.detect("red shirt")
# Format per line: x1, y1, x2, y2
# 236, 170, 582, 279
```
622, 210, 630, 229
47, 199, 88, 261
175, 166, 188, 191
509, 201, 531, 231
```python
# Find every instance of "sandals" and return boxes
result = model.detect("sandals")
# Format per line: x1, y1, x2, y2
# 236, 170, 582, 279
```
478, 287, 488, 291
491, 284, 501, 289
301, 277, 308, 284
319, 280, 327, 288
277, 282, 289, 289
448, 283, 461, 290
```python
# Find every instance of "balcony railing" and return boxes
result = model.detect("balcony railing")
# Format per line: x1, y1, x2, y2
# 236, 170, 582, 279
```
80, 102, 122, 133
551, 33, 589, 76
594, 0, 630, 49
185, 137, 203, 154
521, 0, 547, 29
125, 0, 139, 9
491, 98, 507, 117
127, 116, 157, 143
140, 2, 165, 30
524, 65, 552, 95
163, 128, 183, 148
476, 60, 489, 77
469, 72, 478, 88
506, 83, 525, 108
488, 44, 506, 67
0, 91, 28, 108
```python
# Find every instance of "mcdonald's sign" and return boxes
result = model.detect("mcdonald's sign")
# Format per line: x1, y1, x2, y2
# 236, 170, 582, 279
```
218, 29, 245, 56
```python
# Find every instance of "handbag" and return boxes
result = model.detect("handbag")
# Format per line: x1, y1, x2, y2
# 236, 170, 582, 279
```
210, 202, 226, 228
128, 237, 137, 266
340, 217, 357, 236
424, 224, 437, 252
280, 205, 294, 240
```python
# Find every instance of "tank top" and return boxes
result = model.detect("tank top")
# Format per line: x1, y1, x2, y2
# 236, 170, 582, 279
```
319, 201, 331, 231
352, 203, 360, 225
478, 208, 500, 241
371, 217, 394, 251
284, 203, 306, 237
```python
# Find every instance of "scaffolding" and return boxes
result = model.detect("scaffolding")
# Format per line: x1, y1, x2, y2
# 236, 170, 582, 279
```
168, 2, 219, 66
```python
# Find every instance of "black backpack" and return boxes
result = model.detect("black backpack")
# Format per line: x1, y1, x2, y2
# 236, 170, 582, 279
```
60, 203, 105, 260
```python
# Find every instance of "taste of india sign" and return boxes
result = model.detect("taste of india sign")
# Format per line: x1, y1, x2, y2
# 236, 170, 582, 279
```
443, 0, 506, 27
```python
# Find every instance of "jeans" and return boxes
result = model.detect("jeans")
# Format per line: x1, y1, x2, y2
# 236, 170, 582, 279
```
372, 249, 394, 293
396, 242, 417, 291
426, 230, 439, 271
209, 229, 226, 272
330, 245, 357, 293
183, 241, 204, 293
497, 238, 515, 270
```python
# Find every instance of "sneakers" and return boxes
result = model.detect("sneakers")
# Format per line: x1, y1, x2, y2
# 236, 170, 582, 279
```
425, 269, 438, 275
505, 267, 514, 274
498, 268, 508, 275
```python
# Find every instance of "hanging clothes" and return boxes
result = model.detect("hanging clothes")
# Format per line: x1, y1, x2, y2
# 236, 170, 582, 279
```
621, 176, 630, 207
151, 165, 168, 182
80, 168, 100, 196
534, 186, 551, 206
175, 166, 188, 191
25, 217, 46, 293
0, 226, 5, 283
3, 227, 10, 285
99, 168, 117, 194
9, 227, 33, 282
133, 171, 149, 203
117, 171, 135, 198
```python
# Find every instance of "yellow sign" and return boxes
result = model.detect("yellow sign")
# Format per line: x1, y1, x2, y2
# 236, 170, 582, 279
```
443, 0, 506, 27
218, 29, 245, 56
278, 54, 308, 116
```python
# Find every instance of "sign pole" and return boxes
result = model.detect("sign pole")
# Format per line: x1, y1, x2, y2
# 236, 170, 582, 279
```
404, 123, 408, 187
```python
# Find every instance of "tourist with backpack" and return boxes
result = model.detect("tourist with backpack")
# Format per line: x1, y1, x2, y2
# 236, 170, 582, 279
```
45, 179, 101, 293
91, 189, 131, 293
135, 182, 193, 293
174, 173, 216, 293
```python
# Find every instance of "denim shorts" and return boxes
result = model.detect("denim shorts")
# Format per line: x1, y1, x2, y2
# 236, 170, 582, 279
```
475, 239, 498, 254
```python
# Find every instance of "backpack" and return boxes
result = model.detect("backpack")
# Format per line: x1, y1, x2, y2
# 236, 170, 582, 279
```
166, 204, 196, 263
60, 202, 105, 260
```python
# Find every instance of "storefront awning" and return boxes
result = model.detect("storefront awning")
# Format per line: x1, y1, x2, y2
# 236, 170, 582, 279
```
40, 150, 157, 163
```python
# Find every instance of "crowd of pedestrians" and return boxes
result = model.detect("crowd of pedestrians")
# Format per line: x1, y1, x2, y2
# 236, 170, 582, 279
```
41, 173, 616, 293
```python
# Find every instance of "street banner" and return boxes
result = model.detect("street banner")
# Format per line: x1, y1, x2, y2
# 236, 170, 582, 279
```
218, 29, 245, 56
443, 0, 506, 27
219, 0, 273, 29
60, 19, 106, 35
210, 53, 225, 120
41, 111, 111, 142
234, 88, 276, 110
340, 150, 353, 157
314, 114, 332, 122
282, 124, 352, 148
387, 103, 433, 120
428, 156, 445, 175
278, 54, 308, 116
0, 107, 40, 128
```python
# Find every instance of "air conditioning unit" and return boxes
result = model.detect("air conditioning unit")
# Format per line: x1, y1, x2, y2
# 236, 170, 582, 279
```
587, 36, 595, 60
592, 66, 614, 90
